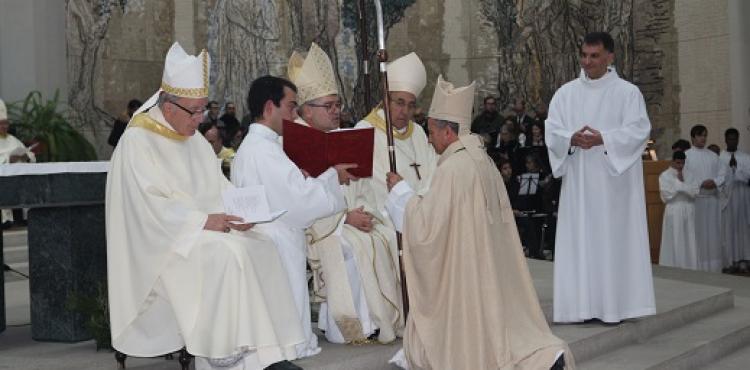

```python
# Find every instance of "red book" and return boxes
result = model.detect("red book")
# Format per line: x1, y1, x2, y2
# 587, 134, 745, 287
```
282, 120, 374, 178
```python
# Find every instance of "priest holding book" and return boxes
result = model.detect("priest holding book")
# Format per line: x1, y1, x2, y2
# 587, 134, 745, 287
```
231, 75, 358, 360
286, 43, 403, 345
355, 52, 437, 223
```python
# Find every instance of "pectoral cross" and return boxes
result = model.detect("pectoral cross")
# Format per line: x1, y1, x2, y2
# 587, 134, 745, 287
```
410, 162, 422, 180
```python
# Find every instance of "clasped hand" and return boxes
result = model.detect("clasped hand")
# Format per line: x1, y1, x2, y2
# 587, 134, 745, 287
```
346, 206, 374, 232
386, 172, 403, 192
570, 126, 604, 149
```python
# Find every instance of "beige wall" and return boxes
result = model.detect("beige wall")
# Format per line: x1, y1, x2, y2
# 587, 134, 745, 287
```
728, 0, 750, 150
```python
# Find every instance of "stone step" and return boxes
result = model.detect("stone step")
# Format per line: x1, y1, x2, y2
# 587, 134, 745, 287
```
578, 297, 750, 370
552, 277, 735, 363
296, 337, 401, 370
705, 343, 750, 370
4, 246, 29, 264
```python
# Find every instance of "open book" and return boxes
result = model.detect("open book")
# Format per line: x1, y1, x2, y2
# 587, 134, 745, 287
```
222, 185, 286, 224
282, 120, 374, 178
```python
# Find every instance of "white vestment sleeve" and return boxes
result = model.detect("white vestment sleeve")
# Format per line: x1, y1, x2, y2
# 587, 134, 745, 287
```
659, 170, 698, 203
544, 92, 574, 178
385, 180, 415, 233
715, 159, 728, 187
600, 88, 651, 176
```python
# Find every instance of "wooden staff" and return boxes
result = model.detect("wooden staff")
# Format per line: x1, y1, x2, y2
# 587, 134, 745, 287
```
373, 0, 409, 318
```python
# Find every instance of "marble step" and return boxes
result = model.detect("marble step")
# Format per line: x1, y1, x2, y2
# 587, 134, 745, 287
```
2, 229, 28, 247
578, 298, 750, 370
552, 278, 734, 363
705, 343, 750, 370
4, 245, 29, 265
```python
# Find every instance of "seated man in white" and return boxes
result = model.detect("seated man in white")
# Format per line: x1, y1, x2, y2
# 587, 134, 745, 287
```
106, 42, 304, 370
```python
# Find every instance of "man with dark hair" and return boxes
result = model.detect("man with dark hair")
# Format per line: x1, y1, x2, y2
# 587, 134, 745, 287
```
511, 96, 534, 140
659, 150, 699, 269
719, 128, 750, 269
219, 101, 240, 147
108, 98, 143, 147
471, 96, 504, 148
231, 75, 358, 360
545, 31, 655, 323
203, 100, 220, 124
672, 139, 691, 152
684, 124, 725, 271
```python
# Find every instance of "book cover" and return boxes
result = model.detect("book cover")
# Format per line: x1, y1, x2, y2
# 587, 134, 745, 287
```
282, 120, 374, 178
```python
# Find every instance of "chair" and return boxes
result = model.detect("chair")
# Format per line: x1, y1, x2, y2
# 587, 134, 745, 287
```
115, 347, 193, 369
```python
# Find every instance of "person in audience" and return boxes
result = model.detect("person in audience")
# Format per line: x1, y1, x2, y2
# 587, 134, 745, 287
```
108, 99, 143, 148
659, 150, 699, 270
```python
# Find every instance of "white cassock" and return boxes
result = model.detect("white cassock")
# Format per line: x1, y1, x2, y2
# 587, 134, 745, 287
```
231, 123, 347, 358
684, 147, 725, 272
107, 108, 304, 367
355, 108, 437, 222
658, 167, 700, 269
0, 133, 36, 223
546, 67, 656, 323
285, 118, 403, 345
719, 150, 750, 263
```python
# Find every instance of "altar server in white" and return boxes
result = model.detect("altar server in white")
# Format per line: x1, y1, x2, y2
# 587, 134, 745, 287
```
659, 150, 700, 269
545, 32, 655, 323
719, 128, 750, 267
231, 75, 358, 359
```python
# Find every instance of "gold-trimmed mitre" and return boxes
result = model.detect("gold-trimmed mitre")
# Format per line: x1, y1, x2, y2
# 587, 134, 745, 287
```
387, 52, 427, 98
287, 43, 338, 104
428, 75, 476, 136
160, 42, 209, 99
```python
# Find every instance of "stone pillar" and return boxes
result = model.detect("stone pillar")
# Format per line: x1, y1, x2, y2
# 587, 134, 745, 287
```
728, 0, 750, 151
174, 0, 196, 54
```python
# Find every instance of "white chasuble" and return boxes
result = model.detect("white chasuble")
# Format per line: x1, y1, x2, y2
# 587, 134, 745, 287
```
106, 108, 304, 364
231, 123, 346, 359
719, 150, 750, 263
545, 68, 655, 323
658, 167, 699, 269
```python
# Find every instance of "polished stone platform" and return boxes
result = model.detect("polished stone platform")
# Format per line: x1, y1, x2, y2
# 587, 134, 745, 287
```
2, 257, 749, 369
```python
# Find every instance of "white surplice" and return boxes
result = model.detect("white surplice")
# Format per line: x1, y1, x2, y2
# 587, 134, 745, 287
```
231, 123, 347, 358
0, 134, 36, 223
355, 109, 437, 222
545, 67, 656, 323
719, 150, 750, 263
684, 147, 725, 271
658, 167, 700, 269
107, 108, 304, 365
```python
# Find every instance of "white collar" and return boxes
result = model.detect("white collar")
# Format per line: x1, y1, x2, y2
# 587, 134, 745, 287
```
579, 66, 617, 86
248, 123, 279, 142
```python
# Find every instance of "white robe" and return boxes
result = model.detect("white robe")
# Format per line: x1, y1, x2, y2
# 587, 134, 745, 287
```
719, 150, 750, 263
355, 109, 437, 223
684, 147, 726, 271
545, 67, 656, 323
231, 123, 346, 358
107, 108, 304, 365
0, 134, 36, 223
658, 167, 700, 269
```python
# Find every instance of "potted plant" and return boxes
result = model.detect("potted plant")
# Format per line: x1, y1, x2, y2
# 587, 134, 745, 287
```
7, 90, 97, 162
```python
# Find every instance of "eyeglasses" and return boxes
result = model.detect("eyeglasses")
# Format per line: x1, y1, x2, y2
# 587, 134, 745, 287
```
306, 101, 342, 113
169, 100, 206, 117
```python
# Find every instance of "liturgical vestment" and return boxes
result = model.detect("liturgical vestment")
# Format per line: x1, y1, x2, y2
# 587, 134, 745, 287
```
719, 150, 750, 264
684, 147, 725, 272
386, 137, 571, 370
658, 167, 700, 269
545, 67, 656, 323
106, 108, 304, 363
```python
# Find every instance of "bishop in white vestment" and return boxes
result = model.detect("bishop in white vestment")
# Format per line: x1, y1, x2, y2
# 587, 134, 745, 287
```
231, 75, 358, 359
545, 32, 655, 323
355, 52, 437, 221
659, 151, 699, 269
286, 43, 403, 344
684, 125, 726, 272
107, 43, 304, 370
719, 128, 750, 266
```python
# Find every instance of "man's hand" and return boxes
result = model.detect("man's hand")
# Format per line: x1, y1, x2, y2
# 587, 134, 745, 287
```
386, 172, 403, 192
570, 127, 588, 147
701, 179, 717, 190
345, 206, 374, 232
334, 163, 358, 185
571, 126, 604, 149
301, 169, 311, 178
729, 156, 737, 169
204, 213, 254, 233
677, 170, 684, 182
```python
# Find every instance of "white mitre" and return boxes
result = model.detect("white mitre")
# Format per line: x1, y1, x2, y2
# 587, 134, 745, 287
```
134, 42, 210, 116
0, 98, 7, 121
428, 75, 475, 136
287, 42, 338, 104
387, 52, 427, 98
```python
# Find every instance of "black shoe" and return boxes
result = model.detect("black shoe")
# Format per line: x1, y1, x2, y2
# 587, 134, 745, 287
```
264, 360, 303, 370
550, 354, 565, 370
